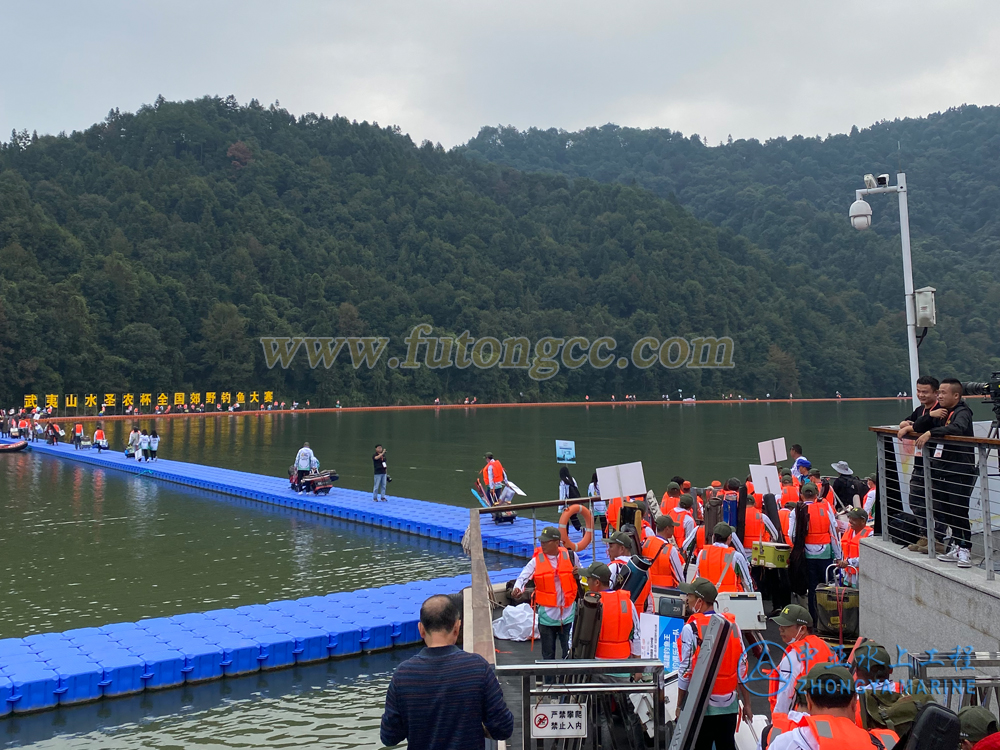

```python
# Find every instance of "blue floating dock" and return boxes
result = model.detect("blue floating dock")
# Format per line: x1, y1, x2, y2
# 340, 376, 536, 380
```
0, 438, 608, 565
0, 569, 521, 713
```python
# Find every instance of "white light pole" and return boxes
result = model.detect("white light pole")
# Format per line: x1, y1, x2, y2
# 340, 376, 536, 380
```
849, 173, 920, 409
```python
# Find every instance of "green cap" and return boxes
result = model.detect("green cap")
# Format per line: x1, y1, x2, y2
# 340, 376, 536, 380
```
867, 474, 877, 483
679, 577, 717, 603
655, 514, 676, 531
636, 501, 649, 514
678, 494, 694, 509
783, 500, 798, 509
583, 561, 612, 585
608, 531, 632, 549
666, 482, 680, 492
484, 451, 493, 459
799, 663, 854, 697
847, 508, 868, 521
713, 522, 733, 538
780, 468, 792, 476
771, 604, 813, 627
808, 468, 821, 477
959, 706, 999, 744
781, 474, 794, 485
852, 641, 891, 674
539, 526, 561, 542
800, 483, 818, 497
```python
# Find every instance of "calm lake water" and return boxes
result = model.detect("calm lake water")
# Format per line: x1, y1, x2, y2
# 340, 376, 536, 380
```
3, 400, 993, 748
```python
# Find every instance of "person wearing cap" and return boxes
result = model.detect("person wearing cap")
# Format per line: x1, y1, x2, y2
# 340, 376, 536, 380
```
661, 481, 682, 513
512, 527, 581, 661
761, 687, 810, 750
837, 509, 873, 587
667, 492, 696, 551
606, 531, 653, 613
960, 706, 999, 750
480, 452, 507, 503
581, 562, 641, 661
691, 522, 752, 593
807, 468, 833, 507
743, 494, 779, 546
642, 516, 685, 588
850, 639, 905, 740
780, 473, 799, 506
769, 605, 836, 715
768, 663, 886, 750
675, 578, 753, 748
787, 482, 842, 621
793, 459, 812, 485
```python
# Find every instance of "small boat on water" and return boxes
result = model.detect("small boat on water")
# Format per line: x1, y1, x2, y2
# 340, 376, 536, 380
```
0, 440, 28, 453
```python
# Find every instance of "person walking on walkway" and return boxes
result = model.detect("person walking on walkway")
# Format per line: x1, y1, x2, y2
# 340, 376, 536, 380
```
512, 527, 580, 661
380, 594, 513, 750
373, 444, 388, 502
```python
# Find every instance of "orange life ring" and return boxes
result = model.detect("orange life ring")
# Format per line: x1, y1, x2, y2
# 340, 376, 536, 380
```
559, 504, 594, 551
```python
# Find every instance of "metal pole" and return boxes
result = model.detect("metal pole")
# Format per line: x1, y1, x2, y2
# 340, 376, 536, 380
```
922, 447, 936, 560
896, 173, 921, 410
979, 444, 994, 581
532, 509, 537, 552
877, 434, 890, 542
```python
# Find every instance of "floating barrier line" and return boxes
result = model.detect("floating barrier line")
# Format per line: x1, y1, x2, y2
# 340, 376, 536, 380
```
0, 568, 521, 714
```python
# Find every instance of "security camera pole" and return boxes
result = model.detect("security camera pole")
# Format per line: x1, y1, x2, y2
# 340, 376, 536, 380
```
849, 172, 919, 409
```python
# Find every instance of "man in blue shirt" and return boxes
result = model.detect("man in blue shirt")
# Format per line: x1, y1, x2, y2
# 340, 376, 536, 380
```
380, 595, 513, 749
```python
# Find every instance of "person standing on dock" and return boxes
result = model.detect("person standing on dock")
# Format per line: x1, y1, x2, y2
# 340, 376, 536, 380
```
788, 482, 841, 621
373, 444, 388, 502
643, 516, 685, 587
293, 442, 316, 493
481, 452, 506, 504
380, 594, 513, 750
511, 527, 580, 661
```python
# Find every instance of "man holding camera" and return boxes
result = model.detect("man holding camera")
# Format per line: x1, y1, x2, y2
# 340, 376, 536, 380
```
911, 378, 976, 568
373, 444, 388, 502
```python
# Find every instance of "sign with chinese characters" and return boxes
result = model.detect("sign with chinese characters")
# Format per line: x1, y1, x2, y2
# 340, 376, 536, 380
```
639, 613, 685, 670
530, 703, 587, 738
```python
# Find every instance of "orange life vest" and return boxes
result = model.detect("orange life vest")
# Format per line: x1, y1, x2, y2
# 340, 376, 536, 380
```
804, 502, 832, 546
532, 549, 577, 609
841, 526, 874, 575
94, 429, 105, 441
869, 727, 899, 749
768, 634, 836, 710
697, 545, 741, 592
607, 497, 623, 530
764, 712, 809, 750
73, 424, 83, 435
678, 612, 742, 694
781, 486, 798, 506
804, 715, 886, 750
481, 458, 505, 487
695, 526, 705, 554
747, 481, 763, 504
642, 535, 677, 587
667, 507, 691, 547
595, 589, 632, 659
779, 508, 792, 540
743, 507, 768, 544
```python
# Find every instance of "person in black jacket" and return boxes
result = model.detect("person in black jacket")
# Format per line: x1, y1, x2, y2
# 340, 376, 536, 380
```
912, 378, 977, 568
897, 375, 941, 551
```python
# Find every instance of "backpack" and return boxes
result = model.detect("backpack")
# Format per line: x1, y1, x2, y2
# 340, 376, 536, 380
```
860, 687, 935, 738
887, 512, 923, 546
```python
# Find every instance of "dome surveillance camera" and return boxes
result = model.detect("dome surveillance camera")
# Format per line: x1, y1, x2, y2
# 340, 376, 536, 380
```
849, 199, 872, 230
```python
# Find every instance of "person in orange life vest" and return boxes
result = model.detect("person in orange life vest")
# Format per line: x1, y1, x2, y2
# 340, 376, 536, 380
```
746, 477, 763, 506
642, 516, 685, 587
676, 578, 753, 750
93, 424, 108, 452
581, 562, 640, 663
512, 527, 580, 661
743, 496, 778, 545
693, 523, 753, 593
862, 475, 877, 526
807, 468, 834, 508
481, 452, 507, 503
787, 482, 842, 622
779, 474, 799, 506
837, 509, 873, 587
849, 640, 904, 735
761, 686, 810, 750
778, 500, 797, 543
769, 605, 836, 715
668, 492, 697, 550
661, 481, 682, 515
72, 423, 84, 449
768, 663, 892, 750
605, 531, 653, 613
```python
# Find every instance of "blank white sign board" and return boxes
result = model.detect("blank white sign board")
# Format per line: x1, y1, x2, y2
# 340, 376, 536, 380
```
757, 438, 787, 466
749, 464, 783, 497
597, 462, 646, 501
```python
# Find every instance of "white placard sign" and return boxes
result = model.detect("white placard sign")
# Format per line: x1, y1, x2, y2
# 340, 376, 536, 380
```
531, 702, 588, 738
757, 437, 787, 466
596, 462, 646, 501
749, 464, 783, 497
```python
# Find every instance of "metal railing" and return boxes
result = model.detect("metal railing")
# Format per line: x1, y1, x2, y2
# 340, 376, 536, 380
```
496, 659, 667, 750
908, 650, 1000, 713
476, 497, 604, 561
871, 427, 999, 580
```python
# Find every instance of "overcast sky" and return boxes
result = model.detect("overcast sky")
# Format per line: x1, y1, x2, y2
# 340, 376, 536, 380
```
3, 1, 999, 148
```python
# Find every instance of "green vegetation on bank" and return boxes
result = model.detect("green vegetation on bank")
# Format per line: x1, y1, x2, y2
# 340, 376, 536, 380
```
0, 96, 949, 406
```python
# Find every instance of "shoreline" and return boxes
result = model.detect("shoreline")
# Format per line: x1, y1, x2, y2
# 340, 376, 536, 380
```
20, 395, 911, 423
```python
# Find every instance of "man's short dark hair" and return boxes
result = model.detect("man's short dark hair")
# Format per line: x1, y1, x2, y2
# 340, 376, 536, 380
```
941, 378, 964, 394
791, 444, 803, 455
420, 594, 460, 634
916, 375, 940, 390
801, 675, 855, 709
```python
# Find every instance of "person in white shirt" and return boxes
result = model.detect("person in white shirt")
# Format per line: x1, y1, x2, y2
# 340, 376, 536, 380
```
293, 443, 317, 493
863, 475, 877, 525
137, 429, 150, 462
588, 473, 608, 537
148, 430, 160, 461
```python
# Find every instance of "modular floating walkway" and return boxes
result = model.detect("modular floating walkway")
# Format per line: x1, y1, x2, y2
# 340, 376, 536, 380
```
0, 438, 602, 714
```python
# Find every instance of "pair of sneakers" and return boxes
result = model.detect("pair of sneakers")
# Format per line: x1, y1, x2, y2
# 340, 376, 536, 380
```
937, 544, 972, 568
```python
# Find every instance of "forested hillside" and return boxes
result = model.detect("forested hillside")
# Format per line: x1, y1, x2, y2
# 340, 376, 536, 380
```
0, 97, 931, 406
464, 107, 1000, 385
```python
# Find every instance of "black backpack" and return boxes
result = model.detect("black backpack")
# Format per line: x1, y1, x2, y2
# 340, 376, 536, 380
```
888, 512, 923, 546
